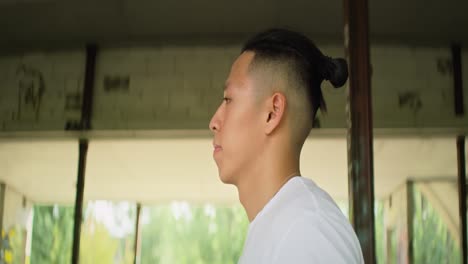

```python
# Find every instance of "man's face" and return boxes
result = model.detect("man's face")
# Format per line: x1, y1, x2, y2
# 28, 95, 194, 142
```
209, 52, 265, 185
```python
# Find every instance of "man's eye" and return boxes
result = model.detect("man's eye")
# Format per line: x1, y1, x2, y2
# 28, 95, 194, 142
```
223, 97, 232, 104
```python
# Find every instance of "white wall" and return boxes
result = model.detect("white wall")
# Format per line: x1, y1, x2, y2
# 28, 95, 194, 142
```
2, 185, 32, 231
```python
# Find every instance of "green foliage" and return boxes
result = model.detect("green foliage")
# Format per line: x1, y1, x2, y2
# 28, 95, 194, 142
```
2, 226, 25, 264
9, 226, 26, 264
412, 187, 461, 264
30, 205, 74, 264
139, 203, 248, 264
80, 222, 121, 264
29, 203, 248, 264
28, 194, 463, 264
374, 201, 385, 264
80, 201, 135, 264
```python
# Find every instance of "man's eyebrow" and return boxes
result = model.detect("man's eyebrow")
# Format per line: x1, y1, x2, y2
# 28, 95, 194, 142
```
224, 82, 230, 91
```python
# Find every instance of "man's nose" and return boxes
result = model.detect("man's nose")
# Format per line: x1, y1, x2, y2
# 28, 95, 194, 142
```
209, 107, 221, 133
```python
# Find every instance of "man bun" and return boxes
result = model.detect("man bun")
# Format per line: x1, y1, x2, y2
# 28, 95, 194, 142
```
322, 57, 348, 88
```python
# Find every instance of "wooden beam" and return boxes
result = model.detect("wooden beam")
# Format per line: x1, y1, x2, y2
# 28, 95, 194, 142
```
343, 0, 376, 262
457, 136, 467, 264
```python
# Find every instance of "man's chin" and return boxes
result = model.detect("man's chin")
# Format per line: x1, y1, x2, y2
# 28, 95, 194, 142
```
218, 172, 236, 185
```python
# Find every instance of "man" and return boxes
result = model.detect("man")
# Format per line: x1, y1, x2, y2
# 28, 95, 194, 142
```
209, 28, 364, 263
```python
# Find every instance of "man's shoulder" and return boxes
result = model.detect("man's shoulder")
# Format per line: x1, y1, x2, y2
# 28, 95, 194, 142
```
249, 211, 363, 264
272, 177, 364, 263
270, 213, 364, 263
241, 177, 364, 264
276, 176, 341, 214
254, 177, 347, 239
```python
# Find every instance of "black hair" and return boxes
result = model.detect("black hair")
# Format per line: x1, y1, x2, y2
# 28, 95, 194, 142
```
241, 28, 348, 120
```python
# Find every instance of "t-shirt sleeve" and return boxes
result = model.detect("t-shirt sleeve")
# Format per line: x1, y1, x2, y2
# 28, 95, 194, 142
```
271, 215, 363, 264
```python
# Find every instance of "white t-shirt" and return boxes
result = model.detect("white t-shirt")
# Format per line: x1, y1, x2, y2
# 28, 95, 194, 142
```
238, 176, 364, 264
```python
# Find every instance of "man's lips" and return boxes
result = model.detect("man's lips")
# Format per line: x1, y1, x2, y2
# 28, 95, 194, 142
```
213, 143, 222, 153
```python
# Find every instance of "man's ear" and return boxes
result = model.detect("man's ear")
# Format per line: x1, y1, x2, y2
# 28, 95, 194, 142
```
265, 92, 286, 135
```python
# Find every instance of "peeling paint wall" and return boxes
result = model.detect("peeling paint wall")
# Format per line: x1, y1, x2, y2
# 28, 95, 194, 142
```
0, 51, 85, 131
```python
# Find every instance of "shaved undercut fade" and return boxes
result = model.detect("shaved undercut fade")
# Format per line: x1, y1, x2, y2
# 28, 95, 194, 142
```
241, 28, 348, 148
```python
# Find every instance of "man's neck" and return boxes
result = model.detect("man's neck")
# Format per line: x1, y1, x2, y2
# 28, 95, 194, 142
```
236, 153, 300, 222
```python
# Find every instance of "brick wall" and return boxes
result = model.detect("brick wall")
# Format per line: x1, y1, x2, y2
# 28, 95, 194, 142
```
0, 43, 466, 131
